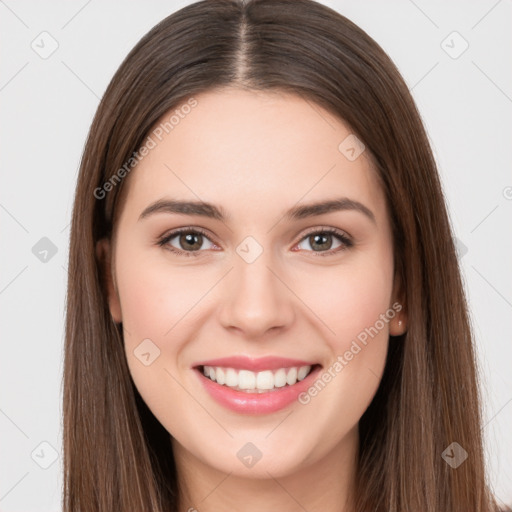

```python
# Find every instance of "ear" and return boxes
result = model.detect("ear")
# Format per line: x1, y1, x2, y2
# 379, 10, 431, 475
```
96, 238, 122, 323
389, 269, 407, 336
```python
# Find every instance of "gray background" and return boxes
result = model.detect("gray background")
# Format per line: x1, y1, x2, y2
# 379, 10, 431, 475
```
0, 0, 511, 510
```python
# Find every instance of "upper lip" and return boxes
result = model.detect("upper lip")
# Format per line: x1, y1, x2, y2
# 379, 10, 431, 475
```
192, 356, 320, 372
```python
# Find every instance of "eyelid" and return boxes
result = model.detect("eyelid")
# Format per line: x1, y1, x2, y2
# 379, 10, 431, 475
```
298, 225, 352, 242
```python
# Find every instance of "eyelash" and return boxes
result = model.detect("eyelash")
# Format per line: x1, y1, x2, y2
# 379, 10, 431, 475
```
157, 226, 353, 258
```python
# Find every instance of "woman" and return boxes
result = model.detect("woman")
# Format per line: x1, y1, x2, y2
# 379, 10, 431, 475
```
63, 0, 506, 510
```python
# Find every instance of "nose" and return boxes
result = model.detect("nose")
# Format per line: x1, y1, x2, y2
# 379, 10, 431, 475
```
218, 249, 295, 339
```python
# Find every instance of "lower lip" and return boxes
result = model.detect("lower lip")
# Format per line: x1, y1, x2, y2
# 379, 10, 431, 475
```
194, 365, 322, 415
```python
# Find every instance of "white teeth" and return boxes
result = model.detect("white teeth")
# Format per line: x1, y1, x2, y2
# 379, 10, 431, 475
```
274, 368, 287, 388
216, 367, 226, 385
201, 365, 313, 392
238, 370, 256, 390
256, 370, 274, 390
297, 366, 310, 381
286, 367, 297, 385
225, 368, 238, 387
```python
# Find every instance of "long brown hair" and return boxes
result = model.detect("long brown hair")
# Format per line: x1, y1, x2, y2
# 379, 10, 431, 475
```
63, 1, 504, 510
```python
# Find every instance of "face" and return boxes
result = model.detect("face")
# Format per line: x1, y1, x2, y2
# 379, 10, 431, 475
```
99, 88, 405, 479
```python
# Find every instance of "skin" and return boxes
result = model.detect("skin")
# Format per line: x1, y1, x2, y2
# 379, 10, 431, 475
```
98, 88, 407, 512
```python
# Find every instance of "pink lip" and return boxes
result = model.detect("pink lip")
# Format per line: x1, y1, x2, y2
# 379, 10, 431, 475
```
192, 355, 318, 372
193, 363, 322, 415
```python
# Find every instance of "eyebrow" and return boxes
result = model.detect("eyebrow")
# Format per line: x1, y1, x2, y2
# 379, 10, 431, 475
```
138, 197, 376, 224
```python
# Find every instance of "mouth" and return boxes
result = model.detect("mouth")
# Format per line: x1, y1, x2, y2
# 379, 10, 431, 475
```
195, 363, 322, 394
191, 355, 323, 414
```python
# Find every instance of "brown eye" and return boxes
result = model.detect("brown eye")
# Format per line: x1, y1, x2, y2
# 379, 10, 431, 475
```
158, 228, 216, 256
178, 232, 203, 251
308, 233, 333, 251
296, 228, 353, 256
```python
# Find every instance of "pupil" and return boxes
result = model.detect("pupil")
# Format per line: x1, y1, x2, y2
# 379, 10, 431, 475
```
311, 233, 331, 251
181, 233, 201, 250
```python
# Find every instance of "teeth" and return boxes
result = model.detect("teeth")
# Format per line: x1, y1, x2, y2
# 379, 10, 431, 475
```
216, 367, 226, 385
297, 366, 310, 381
286, 367, 297, 385
239, 370, 256, 390
225, 368, 238, 387
201, 365, 313, 392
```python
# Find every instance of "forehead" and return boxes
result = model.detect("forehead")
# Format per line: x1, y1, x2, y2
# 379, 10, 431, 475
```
117, 88, 386, 226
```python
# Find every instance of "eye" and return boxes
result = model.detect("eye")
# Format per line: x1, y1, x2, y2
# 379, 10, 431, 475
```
294, 227, 353, 256
157, 226, 353, 258
157, 228, 217, 257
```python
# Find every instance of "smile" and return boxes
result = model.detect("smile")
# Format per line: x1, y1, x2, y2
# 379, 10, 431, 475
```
192, 356, 323, 414
200, 365, 314, 393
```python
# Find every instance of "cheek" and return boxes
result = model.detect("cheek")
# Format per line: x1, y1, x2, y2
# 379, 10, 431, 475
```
115, 259, 205, 426
290, 252, 394, 439
115, 250, 210, 345
293, 252, 393, 405
295, 252, 394, 350
112, 243, 204, 392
